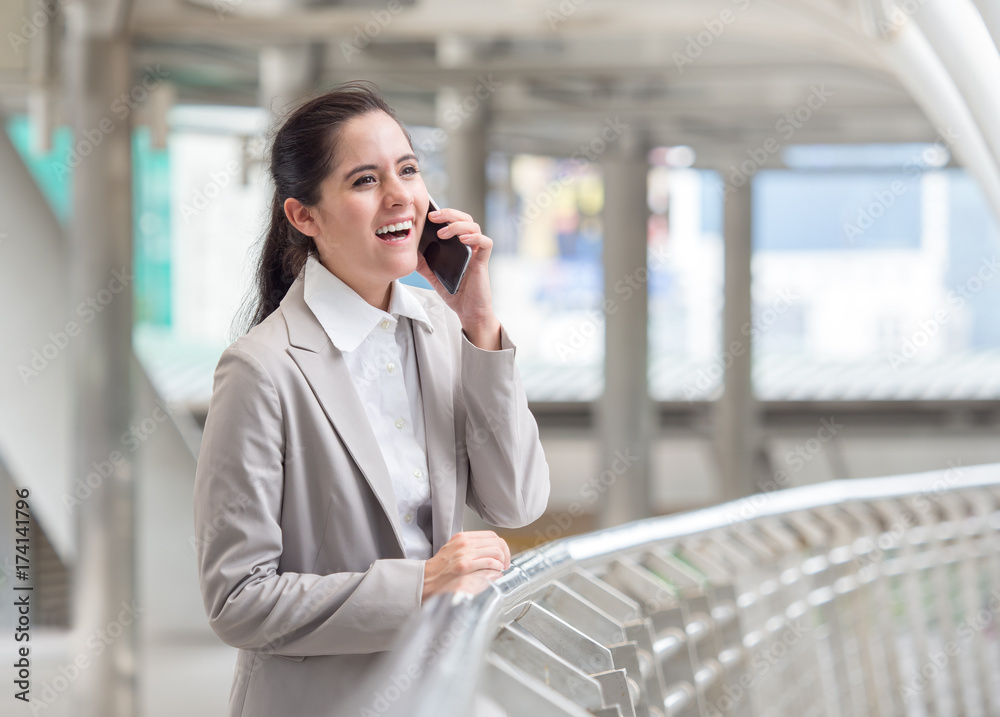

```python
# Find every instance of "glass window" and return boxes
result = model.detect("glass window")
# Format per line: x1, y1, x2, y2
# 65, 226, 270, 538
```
751, 146, 1000, 400
489, 154, 605, 401
648, 168, 725, 401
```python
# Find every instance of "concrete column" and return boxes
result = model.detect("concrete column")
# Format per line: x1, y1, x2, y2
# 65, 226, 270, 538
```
437, 86, 488, 224
259, 44, 319, 116
714, 178, 760, 501
64, 11, 135, 717
26, 0, 58, 153
596, 130, 654, 528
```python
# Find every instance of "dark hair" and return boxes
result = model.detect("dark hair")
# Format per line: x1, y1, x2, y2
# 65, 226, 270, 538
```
232, 80, 410, 339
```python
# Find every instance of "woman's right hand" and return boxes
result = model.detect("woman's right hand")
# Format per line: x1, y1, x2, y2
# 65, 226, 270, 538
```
421, 530, 511, 601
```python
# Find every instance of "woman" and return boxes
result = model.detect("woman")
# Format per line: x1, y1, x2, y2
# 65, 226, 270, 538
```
192, 81, 550, 717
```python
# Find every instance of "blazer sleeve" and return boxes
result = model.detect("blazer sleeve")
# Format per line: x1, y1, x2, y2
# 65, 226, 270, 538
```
193, 346, 424, 657
459, 323, 550, 528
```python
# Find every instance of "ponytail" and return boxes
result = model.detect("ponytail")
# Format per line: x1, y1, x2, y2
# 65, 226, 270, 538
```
231, 195, 315, 340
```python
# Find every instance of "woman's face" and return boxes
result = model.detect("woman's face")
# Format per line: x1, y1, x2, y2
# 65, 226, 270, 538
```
309, 110, 428, 306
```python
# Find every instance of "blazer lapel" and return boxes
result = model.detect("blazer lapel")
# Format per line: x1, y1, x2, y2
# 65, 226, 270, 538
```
280, 277, 406, 556
410, 294, 458, 554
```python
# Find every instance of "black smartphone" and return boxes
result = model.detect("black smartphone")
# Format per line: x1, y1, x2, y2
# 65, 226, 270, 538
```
418, 196, 472, 295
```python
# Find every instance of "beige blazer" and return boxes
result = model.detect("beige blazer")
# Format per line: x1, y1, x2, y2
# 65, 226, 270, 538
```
192, 272, 550, 717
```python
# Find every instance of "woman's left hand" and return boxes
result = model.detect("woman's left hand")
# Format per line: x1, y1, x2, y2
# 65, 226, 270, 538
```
415, 207, 502, 350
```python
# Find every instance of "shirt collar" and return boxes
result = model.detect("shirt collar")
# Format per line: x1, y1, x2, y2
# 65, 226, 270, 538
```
302, 254, 433, 353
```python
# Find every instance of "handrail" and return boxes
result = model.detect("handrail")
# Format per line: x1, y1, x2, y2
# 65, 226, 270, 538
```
344, 462, 1000, 717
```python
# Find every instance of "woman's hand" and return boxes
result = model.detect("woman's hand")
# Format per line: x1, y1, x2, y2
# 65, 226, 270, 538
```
421, 530, 511, 602
415, 207, 502, 350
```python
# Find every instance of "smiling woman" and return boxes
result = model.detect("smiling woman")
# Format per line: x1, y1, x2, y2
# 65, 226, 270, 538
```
192, 80, 550, 717
281, 112, 427, 310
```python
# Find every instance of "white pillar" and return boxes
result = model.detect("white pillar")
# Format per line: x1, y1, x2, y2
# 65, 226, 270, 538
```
437, 86, 488, 224
912, 0, 1000, 172
714, 178, 760, 501
597, 130, 654, 527
864, 12, 1000, 224
259, 44, 317, 116
65, 10, 135, 717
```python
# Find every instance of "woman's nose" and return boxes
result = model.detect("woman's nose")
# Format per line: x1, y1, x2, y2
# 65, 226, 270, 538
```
382, 175, 411, 207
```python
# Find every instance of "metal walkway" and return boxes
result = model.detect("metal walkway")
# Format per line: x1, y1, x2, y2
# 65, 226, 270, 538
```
347, 463, 1000, 717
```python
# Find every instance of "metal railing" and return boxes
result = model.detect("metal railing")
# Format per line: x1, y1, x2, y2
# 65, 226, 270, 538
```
344, 463, 1000, 717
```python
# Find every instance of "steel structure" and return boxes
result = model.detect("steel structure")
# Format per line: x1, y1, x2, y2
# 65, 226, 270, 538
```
348, 462, 1000, 716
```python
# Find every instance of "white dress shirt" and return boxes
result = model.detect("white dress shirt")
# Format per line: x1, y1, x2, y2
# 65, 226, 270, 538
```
302, 255, 434, 560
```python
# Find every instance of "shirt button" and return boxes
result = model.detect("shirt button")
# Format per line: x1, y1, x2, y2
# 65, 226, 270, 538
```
394, 417, 405, 429
380, 319, 391, 330
403, 513, 413, 523
386, 362, 396, 373
414, 468, 422, 478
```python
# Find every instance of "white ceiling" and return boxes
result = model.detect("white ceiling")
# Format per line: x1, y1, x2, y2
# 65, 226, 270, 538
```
0, 0, 962, 162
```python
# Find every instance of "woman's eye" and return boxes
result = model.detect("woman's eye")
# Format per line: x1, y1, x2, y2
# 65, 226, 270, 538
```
401, 165, 419, 176
353, 174, 376, 187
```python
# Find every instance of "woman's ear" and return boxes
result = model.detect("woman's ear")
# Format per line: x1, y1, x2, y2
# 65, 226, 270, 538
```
284, 197, 318, 237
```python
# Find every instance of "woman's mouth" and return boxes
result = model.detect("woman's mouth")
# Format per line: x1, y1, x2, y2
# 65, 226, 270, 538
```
375, 219, 413, 243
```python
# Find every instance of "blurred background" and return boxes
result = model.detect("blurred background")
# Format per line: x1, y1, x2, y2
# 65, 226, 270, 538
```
2, 0, 1000, 715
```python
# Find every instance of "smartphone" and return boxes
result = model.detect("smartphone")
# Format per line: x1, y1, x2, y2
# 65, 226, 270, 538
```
419, 196, 472, 295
